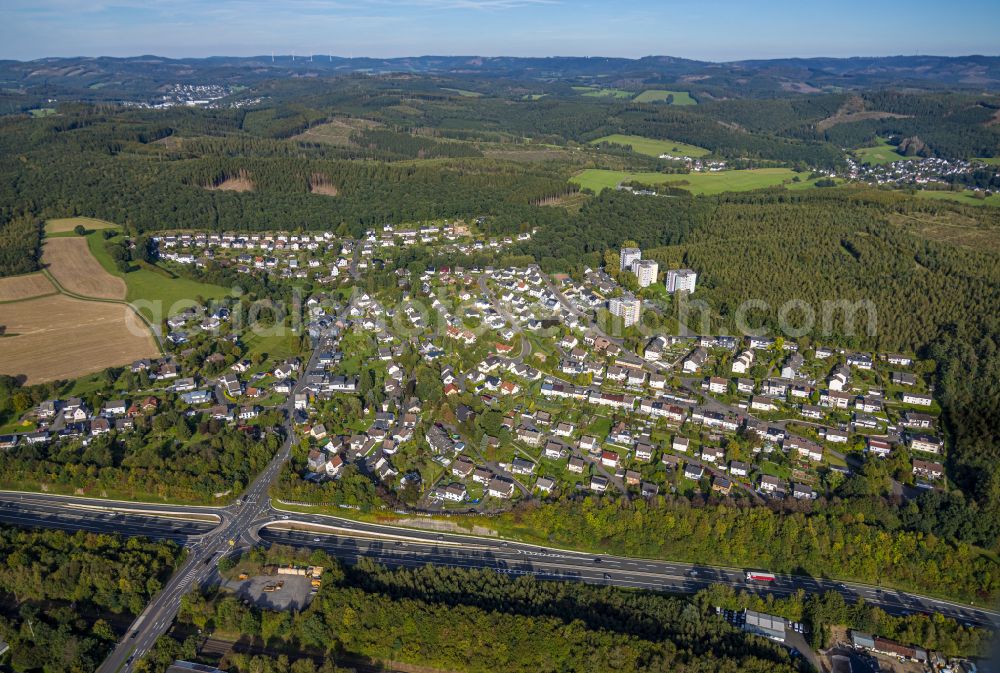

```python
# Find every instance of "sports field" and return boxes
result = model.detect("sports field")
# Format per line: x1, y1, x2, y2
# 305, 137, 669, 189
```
571, 167, 802, 194
590, 134, 710, 158
853, 138, 909, 165
43, 237, 127, 299
634, 90, 697, 105
0, 294, 159, 384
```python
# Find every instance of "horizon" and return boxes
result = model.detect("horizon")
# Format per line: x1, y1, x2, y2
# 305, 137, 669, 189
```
5, 51, 1000, 64
3, 0, 999, 62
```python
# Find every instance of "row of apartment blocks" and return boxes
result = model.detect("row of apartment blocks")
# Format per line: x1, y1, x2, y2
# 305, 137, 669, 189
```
619, 247, 697, 294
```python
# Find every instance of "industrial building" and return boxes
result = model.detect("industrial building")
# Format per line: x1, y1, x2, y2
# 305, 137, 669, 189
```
742, 609, 787, 642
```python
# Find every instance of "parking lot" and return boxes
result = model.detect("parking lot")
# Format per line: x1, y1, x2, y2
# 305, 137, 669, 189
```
223, 574, 315, 611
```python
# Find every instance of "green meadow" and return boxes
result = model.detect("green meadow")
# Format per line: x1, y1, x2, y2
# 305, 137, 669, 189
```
80, 227, 231, 320
634, 90, 697, 105
912, 190, 1000, 207
441, 87, 482, 97
853, 138, 910, 165
590, 134, 710, 158
573, 86, 633, 99
571, 167, 807, 194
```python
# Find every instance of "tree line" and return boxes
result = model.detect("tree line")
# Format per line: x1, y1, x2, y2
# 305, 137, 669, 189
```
0, 526, 182, 673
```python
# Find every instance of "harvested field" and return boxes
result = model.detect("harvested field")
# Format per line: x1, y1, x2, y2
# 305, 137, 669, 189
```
309, 173, 339, 196
889, 211, 1000, 251
0, 273, 55, 302
817, 95, 910, 131
205, 170, 254, 192
0, 294, 158, 383
43, 237, 126, 299
293, 117, 379, 145
534, 192, 590, 211
45, 216, 118, 234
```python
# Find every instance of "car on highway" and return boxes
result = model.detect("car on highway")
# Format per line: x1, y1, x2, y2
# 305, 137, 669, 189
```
313, 537, 320, 542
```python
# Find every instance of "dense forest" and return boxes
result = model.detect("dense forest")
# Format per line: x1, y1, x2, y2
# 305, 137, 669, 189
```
1, 84, 996, 279
140, 548, 804, 673
0, 526, 182, 673
485, 494, 999, 604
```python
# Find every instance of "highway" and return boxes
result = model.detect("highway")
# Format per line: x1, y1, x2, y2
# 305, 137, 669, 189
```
1, 488, 997, 642
251, 511, 999, 630
0, 494, 218, 542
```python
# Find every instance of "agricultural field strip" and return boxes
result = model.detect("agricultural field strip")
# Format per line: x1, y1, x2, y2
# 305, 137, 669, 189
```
0, 272, 57, 302
42, 237, 127, 300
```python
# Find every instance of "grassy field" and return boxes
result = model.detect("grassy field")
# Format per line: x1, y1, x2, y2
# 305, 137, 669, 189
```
973, 157, 1000, 165
243, 331, 305, 362
84, 230, 231, 320
912, 190, 1000, 208
45, 216, 119, 234
441, 87, 482, 97
590, 134, 710, 158
292, 117, 379, 146
571, 167, 804, 194
853, 138, 909, 165
634, 90, 696, 105
573, 86, 632, 99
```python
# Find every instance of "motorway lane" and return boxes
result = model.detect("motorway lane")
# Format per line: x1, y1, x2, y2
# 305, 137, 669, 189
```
0, 490, 229, 520
0, 498, 217, 542
257, 516, 1000, 629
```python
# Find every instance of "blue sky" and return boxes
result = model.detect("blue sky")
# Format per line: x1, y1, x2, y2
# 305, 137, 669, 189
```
2, 0, 998, 61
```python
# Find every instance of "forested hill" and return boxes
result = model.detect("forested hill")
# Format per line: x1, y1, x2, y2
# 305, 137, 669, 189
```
2, 53, 1000, 104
